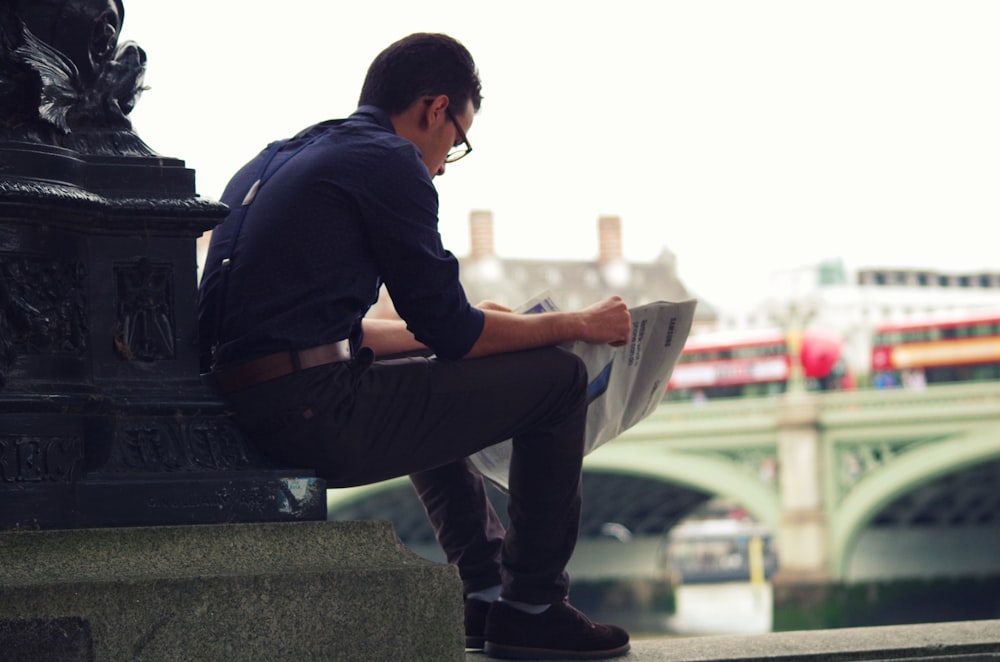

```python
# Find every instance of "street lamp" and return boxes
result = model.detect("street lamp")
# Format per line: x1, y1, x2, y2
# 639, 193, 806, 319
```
771, 300, 817, 395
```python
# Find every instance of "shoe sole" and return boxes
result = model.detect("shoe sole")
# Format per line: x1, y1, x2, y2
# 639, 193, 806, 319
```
484, 641, 630, 660
466, 635, 485, 650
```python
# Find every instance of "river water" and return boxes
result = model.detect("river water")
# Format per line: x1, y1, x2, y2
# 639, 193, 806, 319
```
666, 582, 773, 635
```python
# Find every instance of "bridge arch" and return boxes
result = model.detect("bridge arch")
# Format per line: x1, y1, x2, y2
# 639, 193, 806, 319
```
327, 477, 410, 512
584, 445, 781, 530
326, 446, 782, 538
830, 426, 1000, 577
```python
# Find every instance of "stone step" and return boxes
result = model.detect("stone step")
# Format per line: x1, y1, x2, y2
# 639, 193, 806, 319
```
467, 619, 1000, 661
0, 520, 464, 662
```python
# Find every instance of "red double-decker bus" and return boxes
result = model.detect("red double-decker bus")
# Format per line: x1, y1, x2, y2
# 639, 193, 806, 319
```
667, 327, 846, 400
870, 311, 1000, 386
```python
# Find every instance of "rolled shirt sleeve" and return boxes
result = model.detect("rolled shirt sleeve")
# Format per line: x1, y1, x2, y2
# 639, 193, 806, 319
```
352, 140, 484, 360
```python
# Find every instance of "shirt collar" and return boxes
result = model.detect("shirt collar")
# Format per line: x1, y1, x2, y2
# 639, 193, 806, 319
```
351, 105, 395, 133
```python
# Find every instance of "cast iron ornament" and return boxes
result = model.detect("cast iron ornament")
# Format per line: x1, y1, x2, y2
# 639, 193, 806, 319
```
0, 0, 153, 156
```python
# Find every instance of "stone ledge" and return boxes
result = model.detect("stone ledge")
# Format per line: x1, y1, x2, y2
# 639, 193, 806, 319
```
0, 520, 464, 661
0, 519, 424, 583
465, 619, 1000, 661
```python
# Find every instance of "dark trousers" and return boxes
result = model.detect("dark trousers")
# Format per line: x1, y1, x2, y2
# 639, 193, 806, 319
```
226, 346, 589, 604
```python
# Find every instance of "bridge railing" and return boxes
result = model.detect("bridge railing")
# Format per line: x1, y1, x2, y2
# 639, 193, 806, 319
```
622, 380, 1000, 444
819, 380, 1000, 427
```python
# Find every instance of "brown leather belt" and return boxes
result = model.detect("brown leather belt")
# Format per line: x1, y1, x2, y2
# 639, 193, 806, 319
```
206, 340, 351, 394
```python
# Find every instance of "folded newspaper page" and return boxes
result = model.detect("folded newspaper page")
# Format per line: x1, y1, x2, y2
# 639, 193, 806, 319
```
470, 293, 697, 490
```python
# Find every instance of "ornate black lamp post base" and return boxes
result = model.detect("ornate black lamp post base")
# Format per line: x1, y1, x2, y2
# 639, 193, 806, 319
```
0, 4, 325, 529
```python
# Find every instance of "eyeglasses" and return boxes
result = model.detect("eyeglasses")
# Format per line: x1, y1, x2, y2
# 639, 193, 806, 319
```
445, 109, 473, 163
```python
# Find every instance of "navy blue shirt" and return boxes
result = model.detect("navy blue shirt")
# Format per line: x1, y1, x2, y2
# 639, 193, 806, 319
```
198, 106, 484, 370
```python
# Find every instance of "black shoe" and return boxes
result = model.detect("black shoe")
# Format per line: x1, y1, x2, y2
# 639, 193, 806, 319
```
484, 599, 630, 660
466, 598, 492, 650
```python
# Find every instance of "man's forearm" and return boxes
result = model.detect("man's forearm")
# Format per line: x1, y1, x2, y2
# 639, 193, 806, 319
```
361, 312, 564, 360
362, 296, 630, 360
462, 311, 580, 358
361, 318, 428, 358
463, 297, 631, 359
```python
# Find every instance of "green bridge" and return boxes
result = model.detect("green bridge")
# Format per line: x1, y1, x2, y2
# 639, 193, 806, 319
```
588, 380, 1000, 583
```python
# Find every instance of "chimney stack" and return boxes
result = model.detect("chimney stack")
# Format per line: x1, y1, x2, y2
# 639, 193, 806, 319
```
469, 210, 495, 260
597, 215, 623, 264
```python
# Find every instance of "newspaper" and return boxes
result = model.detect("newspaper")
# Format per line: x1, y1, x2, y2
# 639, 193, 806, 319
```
469, 292, 698, 490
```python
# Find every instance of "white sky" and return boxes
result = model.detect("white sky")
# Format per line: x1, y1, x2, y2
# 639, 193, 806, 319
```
119, 1, 1000, 311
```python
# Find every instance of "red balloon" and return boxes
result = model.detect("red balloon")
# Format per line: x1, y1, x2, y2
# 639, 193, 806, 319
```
799, 329, 843, 378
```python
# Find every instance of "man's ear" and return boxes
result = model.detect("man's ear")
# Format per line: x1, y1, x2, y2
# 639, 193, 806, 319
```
423, 94, 450, 128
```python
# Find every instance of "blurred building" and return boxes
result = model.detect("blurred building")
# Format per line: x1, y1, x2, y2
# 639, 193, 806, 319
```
719, 258, 1000, 377
371, 211, 718, 333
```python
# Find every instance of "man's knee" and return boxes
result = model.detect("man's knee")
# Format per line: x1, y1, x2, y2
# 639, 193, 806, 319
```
539, 347, 588, 401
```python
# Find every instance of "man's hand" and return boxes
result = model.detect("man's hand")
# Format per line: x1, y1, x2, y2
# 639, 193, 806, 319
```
579, 296, 631, 347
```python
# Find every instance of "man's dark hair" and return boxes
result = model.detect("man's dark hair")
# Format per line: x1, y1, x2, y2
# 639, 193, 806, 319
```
359, 33, 482, 115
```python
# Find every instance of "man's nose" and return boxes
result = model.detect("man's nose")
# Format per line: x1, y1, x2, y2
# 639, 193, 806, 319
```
435, 164, 446, 178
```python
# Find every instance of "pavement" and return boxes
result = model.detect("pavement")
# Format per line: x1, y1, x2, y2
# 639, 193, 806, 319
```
466, 619, 1000, 661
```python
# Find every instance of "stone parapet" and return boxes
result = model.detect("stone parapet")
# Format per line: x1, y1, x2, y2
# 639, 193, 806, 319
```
0, 520, 464, 661
478, 619, 1000, 661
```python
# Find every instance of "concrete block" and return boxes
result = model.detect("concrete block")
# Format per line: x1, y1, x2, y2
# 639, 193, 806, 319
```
0, 520, 463, 661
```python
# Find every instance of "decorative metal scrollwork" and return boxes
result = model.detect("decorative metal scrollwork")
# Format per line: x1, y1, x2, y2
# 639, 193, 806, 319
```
0, 0, 153, 155
0, 255, 88, 384
112, 420, 255, 473
113, 258, 175, 362
0, 435, 83, 483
